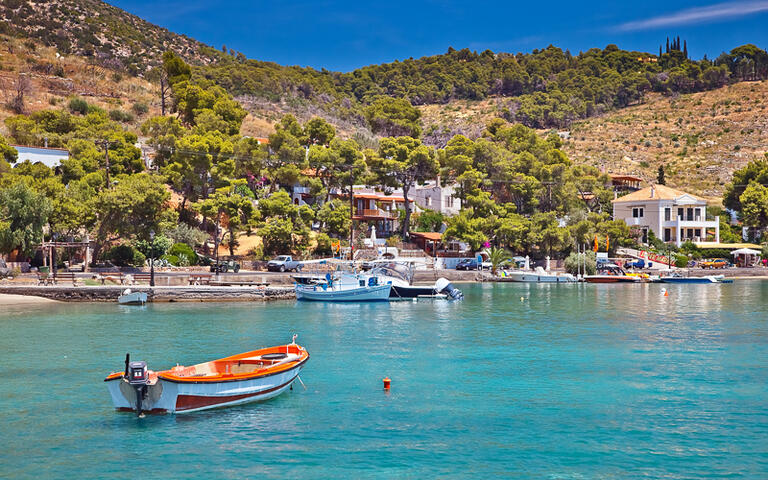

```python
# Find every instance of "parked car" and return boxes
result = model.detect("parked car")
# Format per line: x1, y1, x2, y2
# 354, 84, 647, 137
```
0, 258, 11, 278
623, 259, 646, 269
700, 258, 730, 269
267, 255, 302, 272
210, 259, 241, 273
456, 258, 482, 270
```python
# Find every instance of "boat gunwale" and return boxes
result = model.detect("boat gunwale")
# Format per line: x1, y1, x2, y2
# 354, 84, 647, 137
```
104, 345, 309, 384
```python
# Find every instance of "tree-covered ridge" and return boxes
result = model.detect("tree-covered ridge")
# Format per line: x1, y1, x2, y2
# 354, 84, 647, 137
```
200, 43, 768, 130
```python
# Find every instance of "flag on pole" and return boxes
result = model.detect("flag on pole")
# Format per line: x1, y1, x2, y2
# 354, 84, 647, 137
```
606, 235, 610, 251
593, 235, 598, 252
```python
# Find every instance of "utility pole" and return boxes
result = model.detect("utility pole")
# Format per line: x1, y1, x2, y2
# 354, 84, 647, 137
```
97, 140, 116, 188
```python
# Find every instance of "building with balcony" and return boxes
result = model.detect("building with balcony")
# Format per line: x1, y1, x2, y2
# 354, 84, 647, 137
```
411, 180, 461, 216
612, 185, 719, 246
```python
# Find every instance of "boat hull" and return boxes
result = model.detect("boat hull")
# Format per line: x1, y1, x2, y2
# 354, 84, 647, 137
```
390, 285, 437, 298
118, 292, 147, 305
295, 283, 391, 301
106, 359, 306, 414
659, 275, 724, 284
584, 275, 640, 283
506, 272, 576, 283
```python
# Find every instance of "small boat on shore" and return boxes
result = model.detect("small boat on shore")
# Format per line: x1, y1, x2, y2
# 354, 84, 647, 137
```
117, 289, 147, 305
295, 272, 391, 301
105, 337, 309, 414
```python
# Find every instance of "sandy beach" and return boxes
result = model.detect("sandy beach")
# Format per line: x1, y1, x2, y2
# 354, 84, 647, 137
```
0, 293, 61, 305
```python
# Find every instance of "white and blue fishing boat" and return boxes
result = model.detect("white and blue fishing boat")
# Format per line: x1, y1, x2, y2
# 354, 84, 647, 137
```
295, 272, 391, 301
657, 273, 731, 284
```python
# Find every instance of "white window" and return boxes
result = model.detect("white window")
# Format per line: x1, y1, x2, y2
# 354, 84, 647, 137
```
445, 195, 454, 208
632, 207, 644, 218
664, 208, 671, 221
426, 196, 432, 207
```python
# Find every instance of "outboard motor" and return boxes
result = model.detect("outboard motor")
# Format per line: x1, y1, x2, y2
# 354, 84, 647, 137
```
125, 354, 149, 416
434, 278, 464, 300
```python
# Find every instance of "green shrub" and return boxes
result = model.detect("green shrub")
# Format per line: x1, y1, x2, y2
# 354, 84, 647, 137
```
675, 254, 689, 268
108, 245, 145, 267
314, 233, 332, 255
132, 102, 149, 116
68, 97, 89, 114
564, 251, 596, 275
161, 254, 180, 266
168, 243, 197, 265
108, 109, 134, 123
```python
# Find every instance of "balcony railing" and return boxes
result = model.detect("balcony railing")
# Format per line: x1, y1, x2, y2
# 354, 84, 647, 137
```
355, 208, 397, 219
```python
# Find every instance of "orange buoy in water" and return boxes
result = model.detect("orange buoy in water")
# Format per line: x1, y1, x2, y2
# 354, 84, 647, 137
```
664, 290, 669, 296
383, 377, 391, 390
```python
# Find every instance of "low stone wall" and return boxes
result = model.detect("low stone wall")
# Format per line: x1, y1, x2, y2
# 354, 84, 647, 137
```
0, 285, 295, 302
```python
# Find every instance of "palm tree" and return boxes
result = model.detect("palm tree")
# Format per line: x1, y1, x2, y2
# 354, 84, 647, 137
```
485, 246, 510, 275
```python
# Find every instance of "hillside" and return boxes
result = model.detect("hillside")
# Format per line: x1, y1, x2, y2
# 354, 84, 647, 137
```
419, 81, 768, 197
0, 0, 219, 73
564, 80, 768, 197
0, 34, 160, 131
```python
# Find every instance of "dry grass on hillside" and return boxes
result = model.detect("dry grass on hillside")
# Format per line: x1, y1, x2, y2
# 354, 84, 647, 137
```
419, 81, 768, 198
0, 35, 160, 136
564, 81, 768, 197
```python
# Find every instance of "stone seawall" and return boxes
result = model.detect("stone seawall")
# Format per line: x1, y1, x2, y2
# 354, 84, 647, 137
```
0, 285, 296, 302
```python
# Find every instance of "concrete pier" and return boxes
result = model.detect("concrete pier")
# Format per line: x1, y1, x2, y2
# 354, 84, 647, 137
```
0, 285, 295, 302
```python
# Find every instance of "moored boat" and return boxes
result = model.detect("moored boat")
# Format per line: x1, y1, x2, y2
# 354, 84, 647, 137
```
658, 273, 729, 284
584, 263, 641, 283
117, 289, 147, 305
505, 266, 577, 283
105, 337, 309, 414
295, 272, 391, 301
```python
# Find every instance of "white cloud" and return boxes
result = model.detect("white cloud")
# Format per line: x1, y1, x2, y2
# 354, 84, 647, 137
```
616, 1, 768, 31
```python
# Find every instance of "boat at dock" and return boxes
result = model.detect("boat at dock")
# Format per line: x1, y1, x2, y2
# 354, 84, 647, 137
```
504, 266, 577, 283
105, 337, 309, 414
295, 272, 392, 301
117, 289, 147, 305
656, 273, 731, 284
584, 263, 642, 283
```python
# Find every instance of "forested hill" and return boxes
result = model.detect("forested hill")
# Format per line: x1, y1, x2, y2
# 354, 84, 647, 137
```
0, 0, 221, 73
4, 0, 768, 133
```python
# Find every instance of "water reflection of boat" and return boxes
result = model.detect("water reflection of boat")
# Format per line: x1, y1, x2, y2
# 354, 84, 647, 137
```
105, 337, 309, 415
295, 273, 392, 301
584, 263, 641, 283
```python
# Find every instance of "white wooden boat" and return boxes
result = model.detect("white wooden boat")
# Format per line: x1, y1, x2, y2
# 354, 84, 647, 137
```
505, 267, 577, 283
295, 272, 392, 302
117, 289, 147, 305
105, 337, 309, 414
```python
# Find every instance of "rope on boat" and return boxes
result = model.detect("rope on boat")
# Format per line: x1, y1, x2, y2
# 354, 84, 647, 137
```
297, 375, 307, 390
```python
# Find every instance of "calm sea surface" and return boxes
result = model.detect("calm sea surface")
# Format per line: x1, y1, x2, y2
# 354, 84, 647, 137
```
1, 282, 768, 479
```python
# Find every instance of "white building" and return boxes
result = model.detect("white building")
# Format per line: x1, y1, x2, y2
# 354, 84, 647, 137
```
411, 181, 461, 216
612, 184, 719, 246
11, 145, 69, 168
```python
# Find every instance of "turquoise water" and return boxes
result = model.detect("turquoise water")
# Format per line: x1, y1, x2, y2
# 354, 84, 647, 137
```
2, 282, 768, 479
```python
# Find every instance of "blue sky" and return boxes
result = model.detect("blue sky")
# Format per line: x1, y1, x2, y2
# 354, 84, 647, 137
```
107, 1, 768, 71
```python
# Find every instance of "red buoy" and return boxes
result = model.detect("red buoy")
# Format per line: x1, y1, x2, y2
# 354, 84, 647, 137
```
383, 377, 391, 390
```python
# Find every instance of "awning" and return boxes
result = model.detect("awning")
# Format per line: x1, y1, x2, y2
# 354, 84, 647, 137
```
410, 232, 442, 241
731, 248, 761, 255
696, 242, 762, 249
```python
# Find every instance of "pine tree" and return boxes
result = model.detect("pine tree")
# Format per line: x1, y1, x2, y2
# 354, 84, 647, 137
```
666, 37, 670, 53
657, 165, 666, 185
659, 45, 662, 58
683, 40, 688, 59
